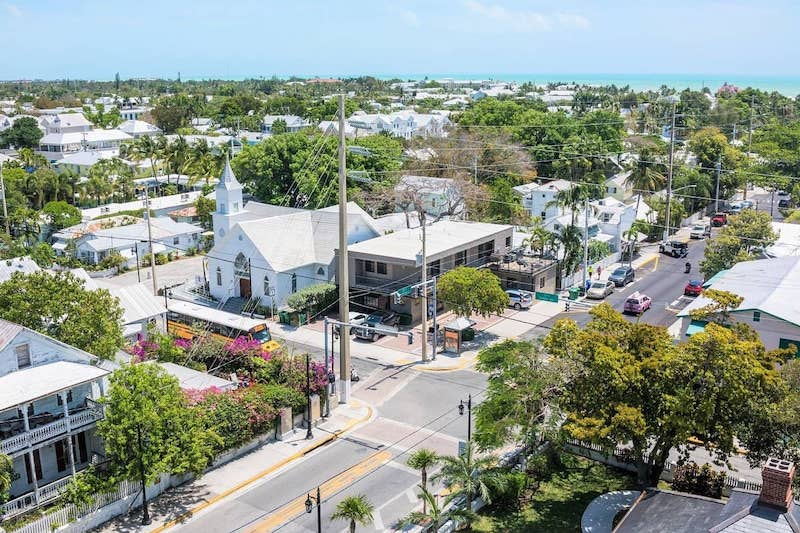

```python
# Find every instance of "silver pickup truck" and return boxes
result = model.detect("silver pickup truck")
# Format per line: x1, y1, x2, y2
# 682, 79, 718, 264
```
354, 311, 400, 342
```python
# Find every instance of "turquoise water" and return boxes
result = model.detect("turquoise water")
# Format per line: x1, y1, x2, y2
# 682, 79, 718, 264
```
375, 73, 800, 96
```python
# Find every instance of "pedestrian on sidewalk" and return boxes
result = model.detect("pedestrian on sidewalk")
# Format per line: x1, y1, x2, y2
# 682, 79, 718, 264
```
597, 266, 602, 279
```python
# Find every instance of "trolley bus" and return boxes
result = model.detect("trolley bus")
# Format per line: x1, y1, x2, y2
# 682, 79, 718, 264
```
166, 300, 281, 353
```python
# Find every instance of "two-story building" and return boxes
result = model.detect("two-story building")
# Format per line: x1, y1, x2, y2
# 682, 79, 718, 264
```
37, 113, 131, 162
513, 179, 573, 221
0, 321, 109, 520
345, 220, 513, 321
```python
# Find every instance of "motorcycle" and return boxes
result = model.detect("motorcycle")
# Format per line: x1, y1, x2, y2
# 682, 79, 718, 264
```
685, 262, 692, 274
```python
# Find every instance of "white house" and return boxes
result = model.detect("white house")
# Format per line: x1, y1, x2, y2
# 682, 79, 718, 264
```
117, 119, 161, 138
206, 160, 381, 308
37, 113, 131, 161
261, 114, 311, 134
347, 110, 451, 139
512, 179, 573, 221
677, 256, 800, 351
0, 321, 109, 519
52, 216, 201, 265
395, 175, 463, 219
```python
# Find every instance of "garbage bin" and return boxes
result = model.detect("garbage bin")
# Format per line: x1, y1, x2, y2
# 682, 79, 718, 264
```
568, 287, 580, 300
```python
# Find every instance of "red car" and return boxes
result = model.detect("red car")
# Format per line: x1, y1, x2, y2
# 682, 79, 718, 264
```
711, 213, 728, 227
684, 280, 703, 296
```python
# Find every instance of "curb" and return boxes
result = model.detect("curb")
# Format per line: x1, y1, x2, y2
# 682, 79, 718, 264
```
150, 402, 374, 532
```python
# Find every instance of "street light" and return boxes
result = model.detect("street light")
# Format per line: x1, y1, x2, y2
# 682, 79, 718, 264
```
458, 394, 472, 442
304, 486, 322, 533
305, 354, 314, 440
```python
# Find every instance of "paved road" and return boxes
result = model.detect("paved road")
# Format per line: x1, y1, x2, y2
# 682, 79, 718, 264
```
174, 366, 486, 532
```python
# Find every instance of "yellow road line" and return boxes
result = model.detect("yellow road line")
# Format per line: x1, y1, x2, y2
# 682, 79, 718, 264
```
249, 450, 392, 532
151, 403, 372, 533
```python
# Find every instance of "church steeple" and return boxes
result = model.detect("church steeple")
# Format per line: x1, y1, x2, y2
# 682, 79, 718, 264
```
212, 155, 244, 239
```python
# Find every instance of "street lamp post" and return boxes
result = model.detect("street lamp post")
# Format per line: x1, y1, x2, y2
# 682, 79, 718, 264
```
305, 486, 322, 533
458, 394, 472, 442
305, 353, 313, 439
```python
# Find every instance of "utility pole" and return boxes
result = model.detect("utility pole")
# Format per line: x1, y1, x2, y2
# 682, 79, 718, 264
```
715, 156, 722, 214
337, 94, 352, 404
420, 211, 429, 363
582, 197, 589, 292
663, 101, 677, 242
744, 95, 754, 201
0, 161, 9, 234
144, 187, 158, 294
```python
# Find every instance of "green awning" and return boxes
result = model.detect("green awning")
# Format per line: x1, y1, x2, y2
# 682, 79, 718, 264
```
702, 270, 728, 289
686, 319, 708, 336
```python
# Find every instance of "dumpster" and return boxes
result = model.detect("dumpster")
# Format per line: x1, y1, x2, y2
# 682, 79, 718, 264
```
568, 287, 580, 300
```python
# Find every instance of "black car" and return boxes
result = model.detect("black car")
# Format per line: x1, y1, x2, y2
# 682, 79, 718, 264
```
608, 266, 635, 287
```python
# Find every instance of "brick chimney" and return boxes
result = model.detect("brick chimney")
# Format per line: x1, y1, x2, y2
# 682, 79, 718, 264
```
759, 458, 795, 511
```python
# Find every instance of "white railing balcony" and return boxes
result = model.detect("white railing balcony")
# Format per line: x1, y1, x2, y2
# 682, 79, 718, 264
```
0, 475, 73, 519
0, 406, 104, 456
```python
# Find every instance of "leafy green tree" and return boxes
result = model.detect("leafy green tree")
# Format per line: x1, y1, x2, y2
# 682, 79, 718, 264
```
0, 271, 123, 358
42, 200, 81, 230
475, 340, 566, 450
330, 494, 374, 533
99, 364, 214, 491
407, 449, 439, 513
194, 196, 216, 230
437, 267, 509, 317
545, 303, 786, 486
0, 453, 12, 504
701, 209, 777, 277
0, 117, 43, 149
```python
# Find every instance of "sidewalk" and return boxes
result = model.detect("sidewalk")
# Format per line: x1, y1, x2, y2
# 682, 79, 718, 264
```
272, 300, 564, 372
92, 401, 372, 533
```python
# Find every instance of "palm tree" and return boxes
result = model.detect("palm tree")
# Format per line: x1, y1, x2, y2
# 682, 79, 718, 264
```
407, 448, 439, 513
330, 494, 374, 533
399, 484, 476, 533
432, 443, 504, 513
555, 224, 583, 276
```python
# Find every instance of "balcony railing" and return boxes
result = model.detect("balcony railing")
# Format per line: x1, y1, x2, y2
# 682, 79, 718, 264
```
0, 407, 104, 456
0, 475, 73, 519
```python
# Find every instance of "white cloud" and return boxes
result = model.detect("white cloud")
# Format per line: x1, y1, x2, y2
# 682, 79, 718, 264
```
464, 1, 589, 33
3, 2, 22, 17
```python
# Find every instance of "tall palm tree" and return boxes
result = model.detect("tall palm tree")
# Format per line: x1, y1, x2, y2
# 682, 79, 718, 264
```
399, 485, 476, 533
407, 448, 439, 514
432, 443, 504, 513
330, 494, 374, 533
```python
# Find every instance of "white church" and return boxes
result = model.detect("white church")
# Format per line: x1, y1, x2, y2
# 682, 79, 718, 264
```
207, 159, 382, 309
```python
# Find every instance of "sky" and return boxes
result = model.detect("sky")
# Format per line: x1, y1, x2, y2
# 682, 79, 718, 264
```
1, 0, 799, 80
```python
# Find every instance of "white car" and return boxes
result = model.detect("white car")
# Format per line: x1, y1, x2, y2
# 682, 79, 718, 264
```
586, 280, 615, 300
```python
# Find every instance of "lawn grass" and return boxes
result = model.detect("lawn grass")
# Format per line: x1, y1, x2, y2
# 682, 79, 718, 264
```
472, 453, 637, 532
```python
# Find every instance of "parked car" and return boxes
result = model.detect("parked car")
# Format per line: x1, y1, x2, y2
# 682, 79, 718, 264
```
623, 292, 652, 314
659, 240, 689, 258
711, 213, 728, 227
779, 198, 792, 209
684, 280, 704, 296
354, 310, 399, 341
586, 280, 615, 299
608, 266, 635, 287
690, 224, 711, 239
505, 289, 533, 310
